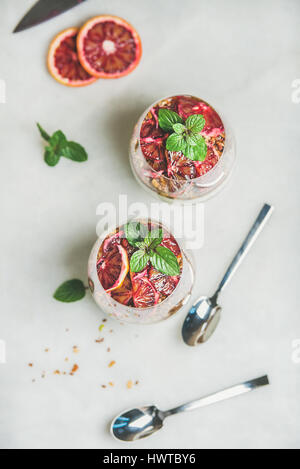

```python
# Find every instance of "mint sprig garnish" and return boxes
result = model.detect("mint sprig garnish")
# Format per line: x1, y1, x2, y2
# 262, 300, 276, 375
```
54, 279, 86, 303
126, 223, 180, 276
158, 109, 207, 162
37, 123, 88, 166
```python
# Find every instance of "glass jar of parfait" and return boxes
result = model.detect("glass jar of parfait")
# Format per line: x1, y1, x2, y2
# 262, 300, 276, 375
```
130, 94, 235, 203
88, 219, 195, 324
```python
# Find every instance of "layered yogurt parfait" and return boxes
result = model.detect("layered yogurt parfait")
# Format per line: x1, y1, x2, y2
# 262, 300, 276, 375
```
130, 95, 235, 202
88, 219, 194, 324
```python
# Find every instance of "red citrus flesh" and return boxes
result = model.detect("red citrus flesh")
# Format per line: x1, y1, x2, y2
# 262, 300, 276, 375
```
97, 244, 129, 292
148, 267, 180, 298
48, 27, 97, 87
77, 15, 142, 79
111, 275, 133, 305
131, 270, 159, 308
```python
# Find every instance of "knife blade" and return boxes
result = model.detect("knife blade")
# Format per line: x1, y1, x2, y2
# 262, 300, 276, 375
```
13, 0, 87, 33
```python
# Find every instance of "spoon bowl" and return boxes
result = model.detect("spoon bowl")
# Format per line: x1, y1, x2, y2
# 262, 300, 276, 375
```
111, 406, 164, 442
182, 296, 221, 345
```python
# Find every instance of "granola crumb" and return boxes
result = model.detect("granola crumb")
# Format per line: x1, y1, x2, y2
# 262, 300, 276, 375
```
135, 380, 139, 385
70, 364, 79, 375
95, 338, 104, 343
107, 347, 111, 352
65, 357, 69, 362
44, 348, 49, 353
28, 363, 33, 367
102, 318, 107, 323
127, 380, 133, 389
108, 360, 116, 368
109, 382, 114, 387
54, 370, 60, 375
101, 385, 107, 389
72, 346, 79, 354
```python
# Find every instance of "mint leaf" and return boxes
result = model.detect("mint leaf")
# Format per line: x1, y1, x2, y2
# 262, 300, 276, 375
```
185, 114, 205, 133
184, 138, 207, 161
125, 221, 148, 247
186, 132, 204, 146
144, 228, 163, 248
166, 133, 186, 152
37, 123, 50, 142
54, 279, 86, 302
44, 147, 60, 166
130, 250, 149, 273
173, 123, 186, 134
158, 109, 183, 132
150, 246, 180, 276
61, 141, 88, 162
50, 130, 67, 154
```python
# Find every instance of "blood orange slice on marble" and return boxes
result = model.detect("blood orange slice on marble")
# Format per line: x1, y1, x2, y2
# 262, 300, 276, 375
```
47, 27, 97, 87
77, 15, 142, 79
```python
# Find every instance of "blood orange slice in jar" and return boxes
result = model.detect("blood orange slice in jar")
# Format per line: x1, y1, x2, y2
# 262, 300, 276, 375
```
77, 15, 142, 79
97, 244, 129, 293
47, 27, 97, 87
131, 270, 160, 308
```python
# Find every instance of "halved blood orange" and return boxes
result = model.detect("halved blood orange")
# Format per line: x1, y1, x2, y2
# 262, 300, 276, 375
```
97, 244, 129, 292
111, 275, 133, 306
48, 27, 97, 87
77, 15, 142, 79
131, 270, 159, 308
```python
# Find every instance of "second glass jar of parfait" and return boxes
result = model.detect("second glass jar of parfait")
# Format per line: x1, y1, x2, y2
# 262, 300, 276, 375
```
88, 218, 195, 325
130, 94, 235, 203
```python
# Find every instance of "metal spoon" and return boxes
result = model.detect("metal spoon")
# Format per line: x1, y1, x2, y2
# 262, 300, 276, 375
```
182, 203, 274, 346
111, 375, 269, 442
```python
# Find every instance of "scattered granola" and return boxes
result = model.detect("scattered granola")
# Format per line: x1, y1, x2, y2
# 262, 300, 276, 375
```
126, 380, 133, 389
72, 346, 79, 354
108, 360, 116, 368
54, 370, 61, 375
107, 347, 111, 352
109, 382, 114, 387
28, 363, 33, 367
95, 338, 104, 343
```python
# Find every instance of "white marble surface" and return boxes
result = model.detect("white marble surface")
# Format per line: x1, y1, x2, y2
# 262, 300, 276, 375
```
0, 0, 300, 449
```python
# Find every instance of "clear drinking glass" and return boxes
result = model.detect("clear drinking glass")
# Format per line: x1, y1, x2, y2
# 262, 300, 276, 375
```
129, 94, 235, 203
87, 219, 195, 325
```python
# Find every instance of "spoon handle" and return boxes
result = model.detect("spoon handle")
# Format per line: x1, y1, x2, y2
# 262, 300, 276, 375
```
214, 203, 273, 297
165, 375, 269, 417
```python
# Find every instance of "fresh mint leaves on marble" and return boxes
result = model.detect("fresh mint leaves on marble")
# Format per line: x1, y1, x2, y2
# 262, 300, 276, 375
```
37, 123, 88, 166
53, 279, 86, 303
